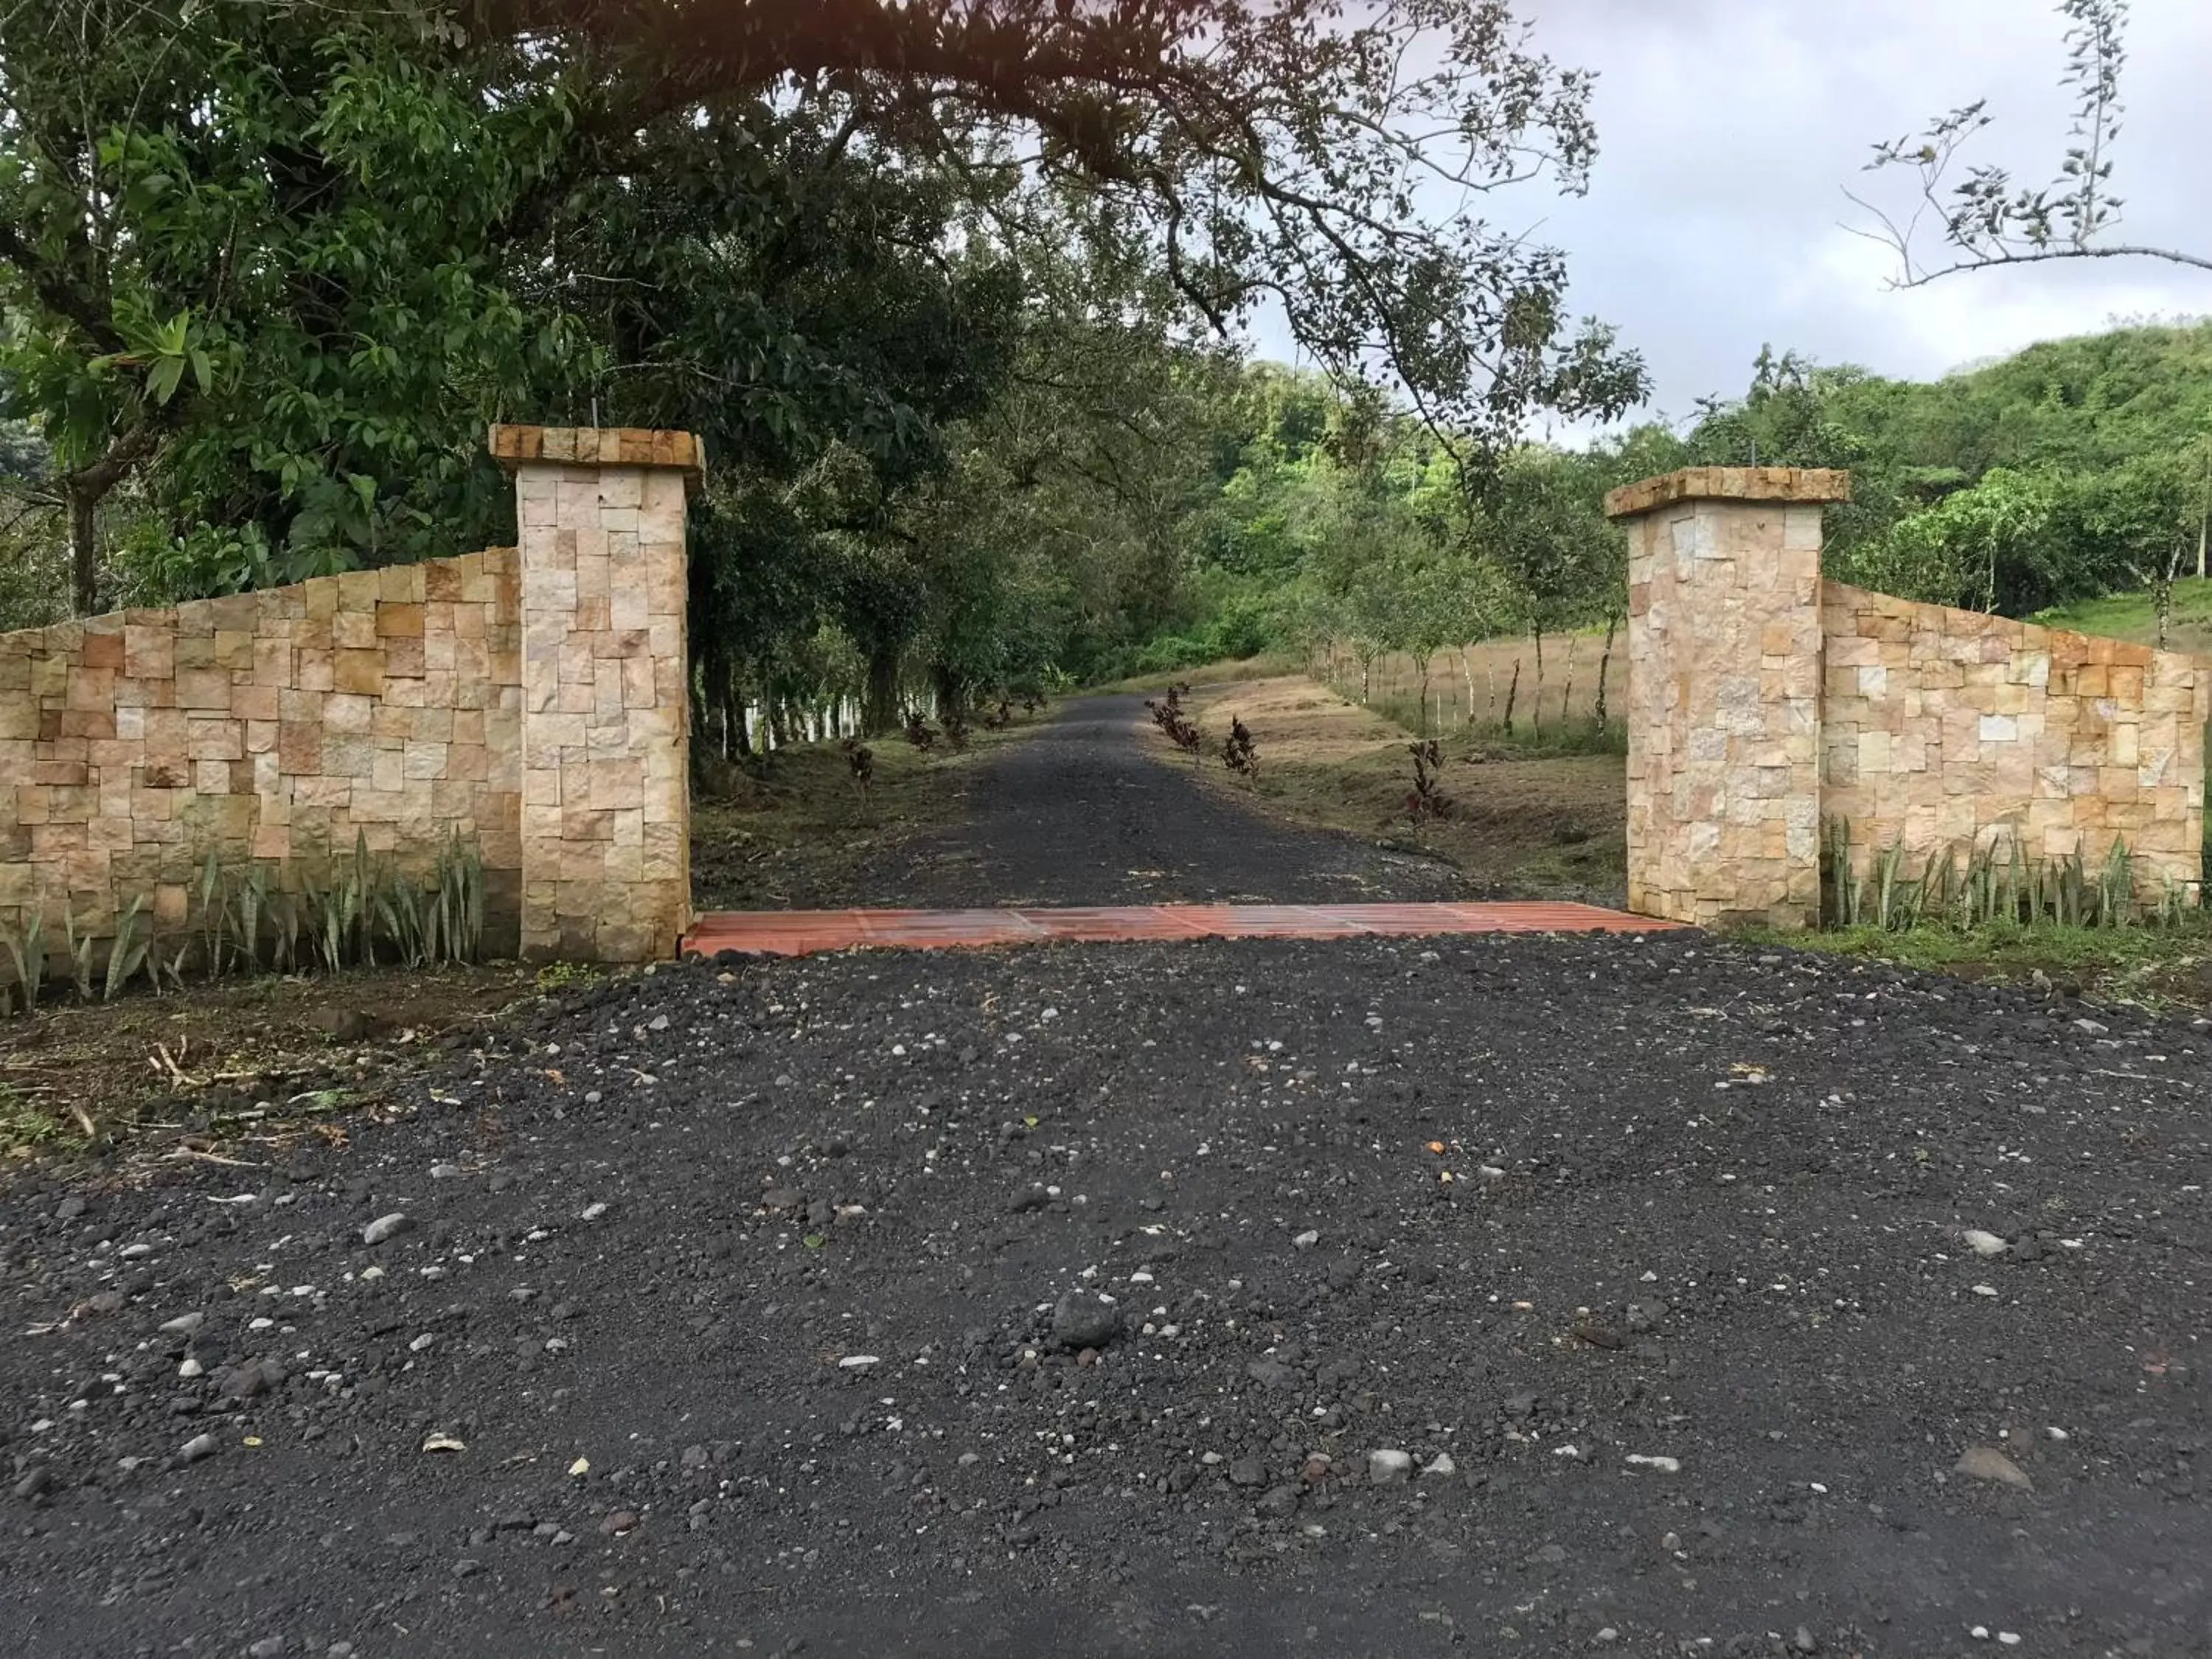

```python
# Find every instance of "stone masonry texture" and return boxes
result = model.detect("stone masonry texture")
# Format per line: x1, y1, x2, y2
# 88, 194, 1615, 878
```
0, 426, 700, 972
498, 427, 695, 964
1608, 467, 2210, 928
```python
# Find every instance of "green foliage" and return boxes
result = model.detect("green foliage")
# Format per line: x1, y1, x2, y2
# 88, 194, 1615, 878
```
1821, 818, 2190, 933
0, 833, 488, 1015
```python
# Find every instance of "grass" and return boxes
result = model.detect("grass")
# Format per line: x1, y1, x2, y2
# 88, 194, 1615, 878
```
690, 713, 1039, 910
1739, 917, 2212, 1009
0, 1079, 94, 1153
1167, 672, 1630, 900
2031, 577, 2212, 656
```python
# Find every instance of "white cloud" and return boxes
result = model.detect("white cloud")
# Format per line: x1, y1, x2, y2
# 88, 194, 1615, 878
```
1248, 0, 2212, 420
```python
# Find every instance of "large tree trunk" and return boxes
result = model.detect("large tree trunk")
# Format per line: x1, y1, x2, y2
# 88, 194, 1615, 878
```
69, 487, 99, 616
62, 423, 159, 617
862, 647, 901, 737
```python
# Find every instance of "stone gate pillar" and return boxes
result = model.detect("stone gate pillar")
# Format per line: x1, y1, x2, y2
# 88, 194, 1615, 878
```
1603, 467, 1851, 930
491, 425, 701, 962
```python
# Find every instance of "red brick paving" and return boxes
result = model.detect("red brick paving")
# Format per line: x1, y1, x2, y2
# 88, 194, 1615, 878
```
682, 902, 1684, 959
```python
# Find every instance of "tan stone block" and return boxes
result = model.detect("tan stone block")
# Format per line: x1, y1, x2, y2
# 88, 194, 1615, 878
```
331, 650, 383, 695
80, 627, 125, 670
402, 743, 447, 782
172, 668, 231, 711
383, 636, 425, 681
333, 610, 377, 650
375, 602, 425, 639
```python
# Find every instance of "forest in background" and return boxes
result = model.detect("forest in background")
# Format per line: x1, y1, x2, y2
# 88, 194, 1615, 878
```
0, 4, 2207, 757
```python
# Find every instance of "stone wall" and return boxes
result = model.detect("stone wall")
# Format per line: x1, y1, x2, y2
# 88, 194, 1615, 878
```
1607, 467, 2210, 929
0, 425, 700, 970
494, 425, 694, 963
1822, 580, 2209, 879
1616, 468, 1846, 929
0, 550, 524, 952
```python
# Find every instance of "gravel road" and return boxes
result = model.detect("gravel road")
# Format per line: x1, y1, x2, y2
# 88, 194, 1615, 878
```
3, 700, 2208, 1658
828, 694, 1472, 907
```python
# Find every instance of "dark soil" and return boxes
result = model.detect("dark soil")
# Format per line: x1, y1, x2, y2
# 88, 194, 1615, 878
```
5, 702, 2212, 1658
0, 964, 543, 1154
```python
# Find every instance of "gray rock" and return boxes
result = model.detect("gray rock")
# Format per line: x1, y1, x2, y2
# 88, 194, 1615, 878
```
1256, 1484, 1301, 1517
1226, 1457, 1266, 1488
13, 1468, 53, 1500
1245, 1358, 1299, 1392
1420, 1453, 1457, 1478
762, 1188, 804, 1212
1625, 1298, 1667, 1334
179, 1433, 218, 1464
220, 1360, 282, 1401
361, 1213, 411, 1246
159, 1312, 204, 1337
248, 1639, 285, 1659
55, 1194, 86, 1222
1954, 1446, 2032, 1490
1961, 1229, 2008, 1259
1291, 1229, 1321, 1251
1368, 1449, 1413, 1486
1007, 1186, 1051, 1214
1792, 1628, 1820, 1655
1050, 1290, 1124, 1350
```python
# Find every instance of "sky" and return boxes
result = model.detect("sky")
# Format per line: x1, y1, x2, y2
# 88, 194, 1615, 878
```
1249, 0, 2212, 434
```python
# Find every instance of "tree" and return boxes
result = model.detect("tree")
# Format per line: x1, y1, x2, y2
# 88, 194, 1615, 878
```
522, 0, 1649, 447
1851, 0, 2209, 286
0, 1, 589, 612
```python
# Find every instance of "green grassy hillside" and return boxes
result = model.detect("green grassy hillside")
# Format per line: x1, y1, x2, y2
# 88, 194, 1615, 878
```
2031, 577, 2212, 657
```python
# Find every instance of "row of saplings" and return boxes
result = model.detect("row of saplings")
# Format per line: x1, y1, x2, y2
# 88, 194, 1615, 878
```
1148, 685, 1458, 821
836, 692, 1046, 799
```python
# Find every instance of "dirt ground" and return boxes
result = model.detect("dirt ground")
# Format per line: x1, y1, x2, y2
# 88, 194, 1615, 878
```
1175, 675, 1628, 904
6, 694, 2212, 1656
0, 964, 548, 1164
692, 717, 1035, 911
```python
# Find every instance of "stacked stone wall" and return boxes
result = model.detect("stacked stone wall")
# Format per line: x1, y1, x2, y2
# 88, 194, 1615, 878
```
1607, 467, 2209, 928
0, 550, 524, 951
0, 424, 700, 970
1820, 580, 2208, 883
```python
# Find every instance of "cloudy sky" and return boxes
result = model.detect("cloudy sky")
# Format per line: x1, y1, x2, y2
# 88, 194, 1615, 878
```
1253, 0, 2212, 431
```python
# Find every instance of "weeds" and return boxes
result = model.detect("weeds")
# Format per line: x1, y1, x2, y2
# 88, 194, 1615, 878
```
1405, 740, 1453, 820
903, 709, 936, 754
0, 1082, 93, 1152
534, 960, 602, 992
